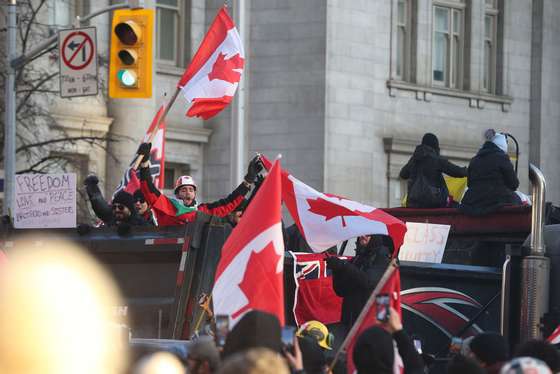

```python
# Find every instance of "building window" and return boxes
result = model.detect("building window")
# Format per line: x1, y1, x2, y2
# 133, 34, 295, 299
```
484, 0, 499, 93
156, 0, 180, 65
164, 162, 191, 194
396, 0, 411, 81
432, 1, 465, 89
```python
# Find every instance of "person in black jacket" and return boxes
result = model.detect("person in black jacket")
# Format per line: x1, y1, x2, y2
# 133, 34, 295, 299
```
84, 175, 147, 227
460, 130, 521, 216
400, 133, 467, 208
326, 235, 392, 330
353, 307, 424, 374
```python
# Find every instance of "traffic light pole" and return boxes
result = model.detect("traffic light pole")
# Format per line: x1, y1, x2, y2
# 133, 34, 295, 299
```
2, 1, 138, 216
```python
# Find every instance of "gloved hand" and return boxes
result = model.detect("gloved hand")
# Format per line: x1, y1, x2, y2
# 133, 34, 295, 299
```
84, 175, 99, 186
77, 223, 92, 236
245, 155, 263, 184
136, 142, 152, 163
325, 256, 345, 271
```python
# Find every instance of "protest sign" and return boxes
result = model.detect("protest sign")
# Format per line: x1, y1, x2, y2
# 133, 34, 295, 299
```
13, 173, 77, 228
398, 222, 450, 263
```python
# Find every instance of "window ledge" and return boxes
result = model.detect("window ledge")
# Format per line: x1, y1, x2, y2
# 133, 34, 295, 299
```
156, 64, 186, 77
386, 80, 513, 112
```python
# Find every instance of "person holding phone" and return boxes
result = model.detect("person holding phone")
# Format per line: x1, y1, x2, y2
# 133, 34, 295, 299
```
326, 235, 392, 330
353, 307, 424, 374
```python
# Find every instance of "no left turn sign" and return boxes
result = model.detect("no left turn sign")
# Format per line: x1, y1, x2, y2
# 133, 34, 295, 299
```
58, 27, 98, 98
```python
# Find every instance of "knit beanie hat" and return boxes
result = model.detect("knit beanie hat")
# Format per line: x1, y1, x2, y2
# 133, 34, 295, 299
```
470, 333, 509, 365
133, 189, 145, 202
222, 311, 282, 359
112, 191, 136, 213
353, 326, 394, 374
421, 133, 440, 152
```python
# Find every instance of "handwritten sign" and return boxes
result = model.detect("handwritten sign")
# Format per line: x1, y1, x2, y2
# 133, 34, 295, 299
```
398, 222, 450, 263
13, 173, 77, 229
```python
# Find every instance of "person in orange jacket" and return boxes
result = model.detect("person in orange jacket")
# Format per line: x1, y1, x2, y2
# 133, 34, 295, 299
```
136, 142, 262, 226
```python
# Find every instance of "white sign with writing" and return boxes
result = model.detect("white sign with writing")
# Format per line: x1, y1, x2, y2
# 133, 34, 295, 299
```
58, 27, 98, 98
398, 222, 450, 263
14, 173, 77, 229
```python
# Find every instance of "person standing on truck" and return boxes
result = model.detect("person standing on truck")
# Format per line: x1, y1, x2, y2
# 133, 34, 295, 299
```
326, 235, 392, 330
84, 175, 147, 226
135, 142, 262, 226
399, 133, 467, 208
133, 189, 156, 226
460, 129, 521, 215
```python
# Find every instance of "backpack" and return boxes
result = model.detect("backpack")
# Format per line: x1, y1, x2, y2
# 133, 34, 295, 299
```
407, 174, 447, 208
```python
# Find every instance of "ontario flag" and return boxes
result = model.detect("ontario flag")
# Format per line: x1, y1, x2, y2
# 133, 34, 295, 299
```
114, 104, 166, 196
178, 6, 244, 120
260, 155, 407, 255
212, 159, 284, 327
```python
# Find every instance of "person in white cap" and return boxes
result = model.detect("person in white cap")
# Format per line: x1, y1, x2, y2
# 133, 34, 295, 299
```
136, 142, 262, 226
460, 129, 521, 216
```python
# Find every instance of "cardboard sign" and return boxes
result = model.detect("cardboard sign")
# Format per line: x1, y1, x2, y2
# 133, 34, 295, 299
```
398, 222, 450, 263
13, 173, 77, 228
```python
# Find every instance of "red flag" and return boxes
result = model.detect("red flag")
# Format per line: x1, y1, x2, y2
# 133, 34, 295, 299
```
114, 105, 166, 196
346, 267, 402, 374
260, 155, 407, 255
178, 7, 244, 120
291, 252, 345, 326
547, 325, 560, 345
212, 159, 284, 327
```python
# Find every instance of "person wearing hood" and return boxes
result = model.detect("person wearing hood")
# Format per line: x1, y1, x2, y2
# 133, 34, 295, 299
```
460, 129, 521, 216
84, 175, 147, 226
136, 142, 262, 226
353, 307, 424, 374
400, 133, 467, 208
326, 235, 392, 330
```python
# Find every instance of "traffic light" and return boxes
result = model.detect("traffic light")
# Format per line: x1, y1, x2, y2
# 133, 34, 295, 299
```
109, 9, 154, 98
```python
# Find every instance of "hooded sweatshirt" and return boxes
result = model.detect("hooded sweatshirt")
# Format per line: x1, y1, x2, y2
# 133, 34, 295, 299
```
399, 144, 467, 208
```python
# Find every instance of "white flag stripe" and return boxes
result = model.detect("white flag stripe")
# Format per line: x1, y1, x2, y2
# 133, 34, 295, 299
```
289, 175, 389, 252
213, 222, 284, 326
181, 29, 244, 102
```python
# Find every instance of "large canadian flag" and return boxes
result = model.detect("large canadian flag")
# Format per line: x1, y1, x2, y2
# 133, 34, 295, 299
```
213, 159, 284, 327
261, 155, 407, 254
178, 6, 244, 120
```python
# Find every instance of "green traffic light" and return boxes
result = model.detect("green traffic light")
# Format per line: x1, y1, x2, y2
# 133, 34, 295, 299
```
117, 69, 137, 88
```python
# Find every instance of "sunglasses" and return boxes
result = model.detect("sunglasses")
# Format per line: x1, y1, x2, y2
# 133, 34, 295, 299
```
112, 203, 127, 211
302, 327, 334, 348
135, 199, 145, 204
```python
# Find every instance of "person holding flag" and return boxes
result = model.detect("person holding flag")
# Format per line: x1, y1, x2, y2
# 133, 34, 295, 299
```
135, 143, 262, 226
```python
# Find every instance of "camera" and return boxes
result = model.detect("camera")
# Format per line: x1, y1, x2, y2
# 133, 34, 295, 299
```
215, 314, 230, 347
375, 294, 390, 322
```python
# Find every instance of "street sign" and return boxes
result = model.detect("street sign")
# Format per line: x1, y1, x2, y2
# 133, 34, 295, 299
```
58, 27, 98, 98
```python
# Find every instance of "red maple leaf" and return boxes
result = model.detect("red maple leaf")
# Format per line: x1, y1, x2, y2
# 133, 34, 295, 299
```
231, 241, 283, 320
306, 196, 364, 227
208, 53, 244, 83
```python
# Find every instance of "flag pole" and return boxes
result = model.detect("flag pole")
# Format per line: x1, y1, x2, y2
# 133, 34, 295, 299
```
329, 259, 399, 370
131, 87, 182, 170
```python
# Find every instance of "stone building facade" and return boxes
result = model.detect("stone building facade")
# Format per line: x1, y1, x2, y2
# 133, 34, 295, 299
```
3, 0, 560, 218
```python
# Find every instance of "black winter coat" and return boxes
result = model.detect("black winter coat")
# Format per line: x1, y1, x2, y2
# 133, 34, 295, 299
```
400, 145, 467, 208
331, 246, 392, 328
460, 141, 520, 215
85, 183, 147, 227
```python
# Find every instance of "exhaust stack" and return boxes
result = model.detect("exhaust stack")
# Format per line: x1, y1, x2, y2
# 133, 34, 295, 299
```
519, 164, 549, 341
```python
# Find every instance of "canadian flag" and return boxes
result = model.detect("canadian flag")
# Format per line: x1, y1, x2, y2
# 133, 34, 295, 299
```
212, 159, 284, 327
114, 105, 166, 196
547, 325, 560, 345
178, 6, 244, 120
261, 155, 407, 254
